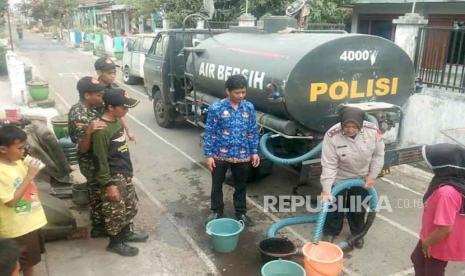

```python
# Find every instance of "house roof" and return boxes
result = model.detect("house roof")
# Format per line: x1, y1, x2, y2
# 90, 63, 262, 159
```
352, 0, 465, 3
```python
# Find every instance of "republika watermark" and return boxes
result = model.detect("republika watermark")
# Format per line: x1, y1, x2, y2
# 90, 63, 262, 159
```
263, 195, 424, 213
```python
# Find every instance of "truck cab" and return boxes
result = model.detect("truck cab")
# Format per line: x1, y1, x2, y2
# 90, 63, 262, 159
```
143, 29, 226, 127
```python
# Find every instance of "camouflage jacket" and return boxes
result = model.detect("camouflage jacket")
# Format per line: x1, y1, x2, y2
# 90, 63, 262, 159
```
68, 101, 104, 180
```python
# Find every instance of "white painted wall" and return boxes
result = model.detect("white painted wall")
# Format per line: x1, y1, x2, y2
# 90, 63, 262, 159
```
400, 87, 465, 146
6, 51, 27, 105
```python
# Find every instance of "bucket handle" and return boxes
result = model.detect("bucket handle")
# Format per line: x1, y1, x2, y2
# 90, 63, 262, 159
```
206, 219, 245, 236
238, 220, 245, 232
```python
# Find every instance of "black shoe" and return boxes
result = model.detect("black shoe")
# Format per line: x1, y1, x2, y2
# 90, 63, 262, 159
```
206, 212, 223, 224
125, 231, 149, 242
106, 241, 139, 256
321, 234, 336, 243
122, 224, 149, 242
236, 213, 255, 227
90, 227, 108, 238
353, 237, 364, 249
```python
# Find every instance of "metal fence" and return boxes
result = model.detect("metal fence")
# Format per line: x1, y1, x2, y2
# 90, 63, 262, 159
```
414, 26, 465, 92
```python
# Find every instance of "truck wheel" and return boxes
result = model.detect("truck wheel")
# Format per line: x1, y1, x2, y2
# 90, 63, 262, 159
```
153, 91, 175, 128
123, 66, 139, 85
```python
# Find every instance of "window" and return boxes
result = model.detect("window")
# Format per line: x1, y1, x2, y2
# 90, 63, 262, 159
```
142, 37, 154, 53
125, 38, 135, 51
155, 35, 167, 57
133, 38, 142, 52
358, 15, 400, 40
147, 35, 160, 56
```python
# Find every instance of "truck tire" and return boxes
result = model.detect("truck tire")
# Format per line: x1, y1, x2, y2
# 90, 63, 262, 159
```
123, 66, 139, 85
153, 91, 175, 128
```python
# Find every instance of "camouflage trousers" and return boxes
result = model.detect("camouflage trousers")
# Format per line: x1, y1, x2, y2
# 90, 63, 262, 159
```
79, 160, 104, 229
88, 179, 104, 228
101, 173, 138, 236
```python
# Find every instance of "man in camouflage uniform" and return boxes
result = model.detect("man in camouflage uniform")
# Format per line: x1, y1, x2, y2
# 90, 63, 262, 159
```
94, 57, 135, 141
92, 88, 147, 257
68, 76, 108, 238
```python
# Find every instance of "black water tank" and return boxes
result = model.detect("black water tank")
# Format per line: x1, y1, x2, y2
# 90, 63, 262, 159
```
186, 32, 414, 133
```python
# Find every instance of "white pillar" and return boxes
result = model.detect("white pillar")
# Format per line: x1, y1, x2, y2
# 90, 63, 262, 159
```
6, 51, 27, 105
123, 12, 130, 34
162, 18, 170, 30
196, 20, 205, 29
392, 13, 428, 62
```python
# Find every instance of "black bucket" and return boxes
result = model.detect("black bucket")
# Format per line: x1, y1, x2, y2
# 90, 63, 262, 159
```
258, 237, 297, 263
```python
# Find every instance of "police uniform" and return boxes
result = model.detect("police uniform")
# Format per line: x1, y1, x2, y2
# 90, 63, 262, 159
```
320, 120, 385, 237
68, 77, 106, 233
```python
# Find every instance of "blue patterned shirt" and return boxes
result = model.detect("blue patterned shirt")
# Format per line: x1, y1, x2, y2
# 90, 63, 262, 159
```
204, 99, 259, 162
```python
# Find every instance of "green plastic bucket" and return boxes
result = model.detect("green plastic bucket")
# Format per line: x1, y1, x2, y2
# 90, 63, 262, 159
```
27, 80, 49, 101
51, 114, 69, 139
261, 260, 306, 276
206, 218, 244, 253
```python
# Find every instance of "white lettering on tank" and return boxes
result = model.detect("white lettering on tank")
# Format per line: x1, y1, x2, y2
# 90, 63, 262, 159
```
199, 62, 206, 77
254, 71, 265, 90
217, 65, 225, 80
197, 62, 266, 90
208, 63, 216, 79
232, 67, 241, 76
224, 66, 233, 80
241, 69, 249, 78
248, 70, 254, 87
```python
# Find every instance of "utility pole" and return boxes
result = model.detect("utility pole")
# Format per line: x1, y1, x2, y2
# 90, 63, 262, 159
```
6, 4, 14, 51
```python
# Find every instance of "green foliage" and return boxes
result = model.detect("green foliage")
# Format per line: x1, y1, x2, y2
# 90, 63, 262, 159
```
20, 0, 78, 26
242, 0, 351, 24
307, 0, 351, 24
117, 0, 351, 27
117, 0, 157, 18
161, 0, 204, 28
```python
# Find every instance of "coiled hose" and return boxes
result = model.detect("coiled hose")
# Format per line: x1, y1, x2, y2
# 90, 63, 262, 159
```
267, 179, 378, 252
259, 114, 378, 166
259, 132, 322, 165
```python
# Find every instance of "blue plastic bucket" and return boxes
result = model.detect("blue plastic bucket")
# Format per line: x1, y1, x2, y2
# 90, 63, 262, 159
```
261, 260, 306, 276
206, 218, 244, 253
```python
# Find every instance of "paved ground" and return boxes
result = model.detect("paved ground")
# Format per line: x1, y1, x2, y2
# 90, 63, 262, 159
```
7, 29, 465, 275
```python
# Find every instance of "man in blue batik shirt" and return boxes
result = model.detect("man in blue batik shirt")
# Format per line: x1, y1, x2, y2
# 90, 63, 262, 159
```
204, 74, 260, 226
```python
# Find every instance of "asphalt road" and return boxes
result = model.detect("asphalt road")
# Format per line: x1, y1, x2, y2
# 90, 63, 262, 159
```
15, 30, 465, 276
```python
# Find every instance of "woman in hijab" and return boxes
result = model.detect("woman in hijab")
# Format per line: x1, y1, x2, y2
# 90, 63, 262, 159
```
320, 106, 385, 248
411, 143, 465, 276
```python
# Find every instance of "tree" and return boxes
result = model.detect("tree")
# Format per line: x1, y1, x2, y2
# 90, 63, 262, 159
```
48, 0, 78, 29
15, 0, 32, 18
117, 0, 157, 19
19, 0, 78, 27
234, 0, 351, 24
118, 0, 351, 28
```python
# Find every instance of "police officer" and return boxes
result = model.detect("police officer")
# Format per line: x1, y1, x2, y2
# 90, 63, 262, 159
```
320, 106, 385, 248
68, 76, 108, 238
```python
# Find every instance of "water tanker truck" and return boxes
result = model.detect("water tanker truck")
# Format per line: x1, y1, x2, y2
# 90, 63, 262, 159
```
143, 17, 422, 183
